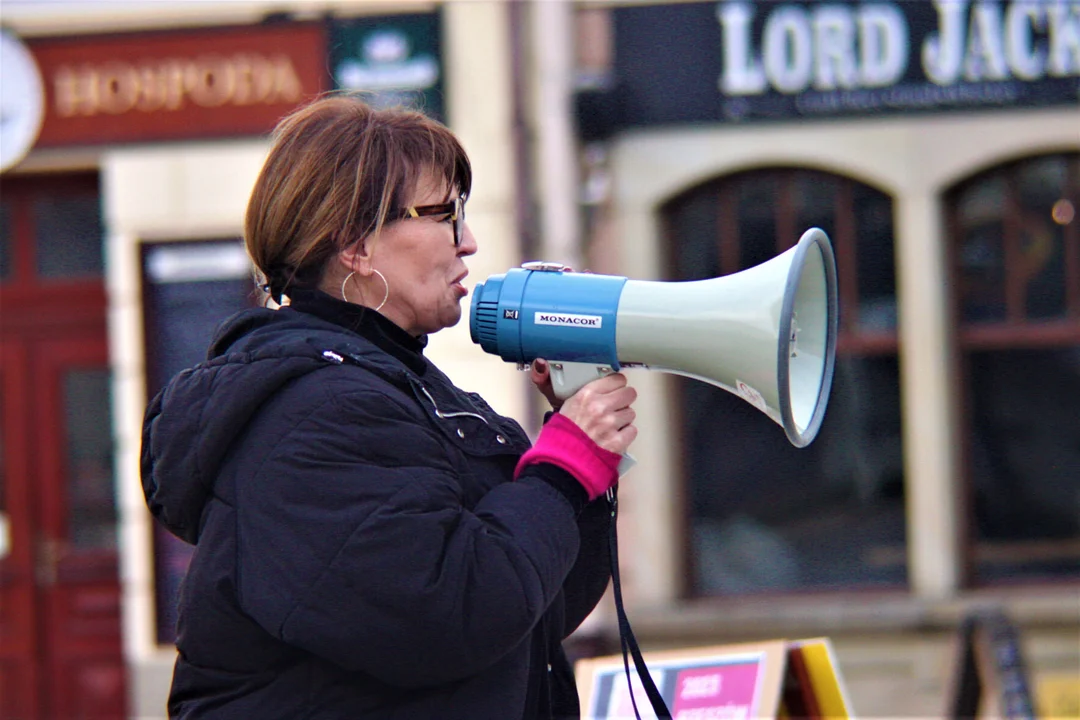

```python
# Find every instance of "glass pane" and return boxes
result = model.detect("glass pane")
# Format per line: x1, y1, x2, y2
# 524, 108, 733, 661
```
1017, 156, 1068, 209
1017, 156, 1069, 319
738, 174, 778, 270
0, 200, 11, 282
671, 169, 904, 594
685, 355, 906, 594
1021, 223, 1067, 319
793, 171, 835, 240
35, 195, 104, 278
64, 369, 117, 551
969, 347, 1080, 583
854, 184, 897, 332
956, 176, 1007, 323
667, 187, 719, 281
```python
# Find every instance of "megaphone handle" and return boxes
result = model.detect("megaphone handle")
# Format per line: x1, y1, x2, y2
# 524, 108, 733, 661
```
548, 361, 637, 477
549, 361, 615, 400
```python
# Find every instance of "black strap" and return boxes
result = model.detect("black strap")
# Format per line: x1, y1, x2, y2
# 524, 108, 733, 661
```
607, 488, 672, 719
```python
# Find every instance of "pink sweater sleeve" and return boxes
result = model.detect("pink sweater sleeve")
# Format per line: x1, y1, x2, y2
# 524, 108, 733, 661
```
513, 413, 621, 501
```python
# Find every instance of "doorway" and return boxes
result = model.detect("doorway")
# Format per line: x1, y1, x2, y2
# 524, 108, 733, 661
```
0, 173, 126, 719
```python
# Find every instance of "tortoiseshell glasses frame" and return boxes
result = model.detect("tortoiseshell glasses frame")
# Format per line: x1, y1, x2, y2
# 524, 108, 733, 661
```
397, 196, 465, 247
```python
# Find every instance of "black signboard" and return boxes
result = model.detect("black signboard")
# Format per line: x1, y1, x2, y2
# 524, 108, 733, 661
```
581, 0, 1080, 137
330, 12, 444, 121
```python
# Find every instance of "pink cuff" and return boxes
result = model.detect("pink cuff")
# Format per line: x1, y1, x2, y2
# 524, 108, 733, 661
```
514, 413, 621, 501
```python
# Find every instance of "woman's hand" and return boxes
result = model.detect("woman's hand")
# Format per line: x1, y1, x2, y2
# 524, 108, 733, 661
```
557, 372, 638, 457
529, 358, 564, 411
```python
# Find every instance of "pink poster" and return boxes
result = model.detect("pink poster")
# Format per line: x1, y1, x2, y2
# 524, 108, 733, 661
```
670, 661, 761, 720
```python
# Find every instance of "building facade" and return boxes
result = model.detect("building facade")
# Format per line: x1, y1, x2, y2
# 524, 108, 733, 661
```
0, 0, 1077, 718
571, 1, 1080, 716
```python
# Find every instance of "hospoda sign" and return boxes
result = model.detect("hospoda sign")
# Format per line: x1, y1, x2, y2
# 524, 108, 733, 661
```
27, 23, 328, 147
602, 0, 1080, 129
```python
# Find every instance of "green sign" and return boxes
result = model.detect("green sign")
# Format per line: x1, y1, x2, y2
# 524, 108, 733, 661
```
330, 12, 444, 122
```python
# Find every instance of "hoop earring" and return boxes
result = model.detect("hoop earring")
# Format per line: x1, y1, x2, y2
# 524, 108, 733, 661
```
341, 271, 357, 304
371, 268, 389, 312
340, 270, 389, 312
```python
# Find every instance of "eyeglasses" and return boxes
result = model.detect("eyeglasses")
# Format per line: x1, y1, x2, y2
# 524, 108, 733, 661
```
398, 196, 465, 247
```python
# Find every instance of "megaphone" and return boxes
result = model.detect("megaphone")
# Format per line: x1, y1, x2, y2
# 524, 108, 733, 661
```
469, 227, 838, 447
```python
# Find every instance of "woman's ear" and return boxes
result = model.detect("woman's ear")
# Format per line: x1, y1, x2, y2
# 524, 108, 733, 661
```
338, 237, 374, 276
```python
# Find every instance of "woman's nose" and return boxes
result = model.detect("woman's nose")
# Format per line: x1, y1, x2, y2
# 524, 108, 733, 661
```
458, 222, 478, 256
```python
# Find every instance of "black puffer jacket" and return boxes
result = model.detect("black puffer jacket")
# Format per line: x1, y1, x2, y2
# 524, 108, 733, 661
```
141, 292, 612, 719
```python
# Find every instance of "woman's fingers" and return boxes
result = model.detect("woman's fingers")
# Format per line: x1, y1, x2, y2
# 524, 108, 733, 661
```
529, 358, 549, 384
559, 373, 639, 455
529, 358, 564, 411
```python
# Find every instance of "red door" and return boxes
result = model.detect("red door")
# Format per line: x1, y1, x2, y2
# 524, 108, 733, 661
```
0, 174, 126, 719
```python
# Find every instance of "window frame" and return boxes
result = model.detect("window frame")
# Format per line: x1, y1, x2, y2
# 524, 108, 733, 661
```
661, 166, 904, 598
946, 152, 1080, 587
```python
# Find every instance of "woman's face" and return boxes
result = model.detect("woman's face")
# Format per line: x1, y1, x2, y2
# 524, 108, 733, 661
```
370, 174, 477, 336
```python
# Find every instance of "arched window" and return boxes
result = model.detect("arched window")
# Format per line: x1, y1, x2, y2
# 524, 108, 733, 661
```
947, 152, 1080, 584
661, 168, 904, 595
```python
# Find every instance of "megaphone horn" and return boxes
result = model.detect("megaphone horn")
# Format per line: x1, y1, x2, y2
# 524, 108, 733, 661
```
469, 228, 839, 448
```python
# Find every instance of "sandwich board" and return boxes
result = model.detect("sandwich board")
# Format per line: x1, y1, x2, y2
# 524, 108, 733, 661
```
576, 637, 853, 719
946, 609, 1037, 719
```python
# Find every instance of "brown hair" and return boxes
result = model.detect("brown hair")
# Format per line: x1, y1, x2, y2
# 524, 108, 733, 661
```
245, 94, 472, 303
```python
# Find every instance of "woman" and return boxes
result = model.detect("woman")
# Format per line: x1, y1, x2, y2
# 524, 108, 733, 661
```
141, 94, 638, 719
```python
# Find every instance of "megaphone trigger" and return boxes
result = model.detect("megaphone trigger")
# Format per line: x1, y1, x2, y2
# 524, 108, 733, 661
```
548, 361, 617, 400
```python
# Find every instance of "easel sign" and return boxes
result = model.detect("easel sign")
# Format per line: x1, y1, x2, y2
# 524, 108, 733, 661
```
575, 638, 853, 719
576, 640, 788, 719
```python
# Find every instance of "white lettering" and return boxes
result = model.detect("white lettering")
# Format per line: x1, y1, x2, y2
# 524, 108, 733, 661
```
813, 6, 859, 90
1048, 0, 1080, 76
923, 0, 969, 84
680, 673, 722, 700
858, 4, 908, 86
763, 6, 814, 93
718, 2, 767, 95
964, 1, 1010, 81
720, 2, 909, 95
1006, 1, 1047, 79
720, 0, 1068, 98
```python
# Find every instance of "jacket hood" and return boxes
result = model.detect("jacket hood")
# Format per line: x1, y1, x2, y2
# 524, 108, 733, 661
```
140, 306, 404, 544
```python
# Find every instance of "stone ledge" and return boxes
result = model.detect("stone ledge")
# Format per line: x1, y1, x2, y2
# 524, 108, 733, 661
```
600, 587, 1080, 646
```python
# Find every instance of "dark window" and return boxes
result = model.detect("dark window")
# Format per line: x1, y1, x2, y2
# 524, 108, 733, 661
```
35, 195, 105, 279
64, 369, 117, 551
948, 153, 1080, 584
0, 173, 101, 288
664, 168, 904, 595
